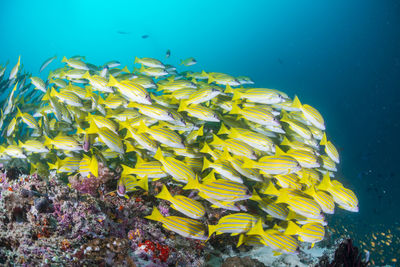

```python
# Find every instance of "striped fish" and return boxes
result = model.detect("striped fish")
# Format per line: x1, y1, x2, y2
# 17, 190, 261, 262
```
184, 87, 221, 105
285, 149, 320, 169
203, 156, 243, 183
17, 107, 40, 130
62, 56, 89, 70
232, 88, 284, 105
44, 135, 82, 151
284, 221, 325, 244
247, 220, 299, 255
79, 155, 98, 178
19, 140, 49, 153
128, 102, 174, 121
156, 185, 205, 219
303, 186, 335, 214
292, 96, 325, 130
208, 213, 259, 238
51, 87, 83, 107
281, 113, 312, 140
230, 103, 280, 127
242, 154, 301, 175
154, 148, 195, 184
145, 207, 207, 240
210, 135, 257, 160
54, 157, 81, 173
82, 71, 113, 93
108, 75, 152, 105
319, 155, 337, 172
183, 175, 252, 202
170, 88, 197, 100
178, 102, 220, 122
320, 133, 339, 163
317, 173, 358, 212
121, 160, 166, 179
254, 196, 290, 221
276, 191, 324, 220
86, 122, 124, 154
0, 145, 26, 158
224, 154, 263, 182
137, 121, 184, 149
123, 123, 157, 153
198, 192, 240, 211
274, 173, 302, 190
228, 127, 275, 153
6, 117, 17, 136
118, 175, 148, 193
87, 113, 118, 133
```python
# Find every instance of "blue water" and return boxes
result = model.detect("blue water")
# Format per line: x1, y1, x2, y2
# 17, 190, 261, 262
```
1, 0, 400, 264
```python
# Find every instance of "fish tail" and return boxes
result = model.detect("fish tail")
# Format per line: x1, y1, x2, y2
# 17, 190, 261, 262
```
202, 157, 211, 172
61, 56, 68, 63
154, 147, 164, 162
320, 132, 328, 146
247, 219, 264, 236
145, 206, 164, 222
284, 221, 301, 236
207, 224, 218, 240
241, 157, 255, 169
89, 155, 98, 177
317, 172, 332, 191
237, 234, 245, 247
262, 181, 280, 196
292, 95, 302, 109
156, 185, 173, 201
183, 174, 200, 190
217, 123, 230, 135
137, 176, 149, 191
107, 75, 118, 87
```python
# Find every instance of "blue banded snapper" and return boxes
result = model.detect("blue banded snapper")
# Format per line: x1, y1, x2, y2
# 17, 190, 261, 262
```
0, 55, 358, 255
156, 185, 205, 219
145, 206, 207, 240
207, 213, 259, 239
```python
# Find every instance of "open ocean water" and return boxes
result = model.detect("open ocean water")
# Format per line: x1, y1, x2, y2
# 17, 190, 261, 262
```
1, 0, 400, 265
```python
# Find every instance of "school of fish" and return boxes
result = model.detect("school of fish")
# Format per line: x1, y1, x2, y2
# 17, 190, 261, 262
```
0, 54, 358, 255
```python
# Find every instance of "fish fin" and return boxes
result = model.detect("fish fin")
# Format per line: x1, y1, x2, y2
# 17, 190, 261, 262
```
145, 206, 164, 222
90, 155, 98, 177
183, 174, 200, 190
292, 95, 302, 109
275, 190, 290, 204
197, 125, 204, 137
61, 56, 68, 63
241, 157, 255, 169
200, 142, 213, 155
177, 100, 188, 112
202, 157, 212, 172
107, 75, 118, 87
273, 251, 282, 256
82, 71, 91, 80
317, 172, 332, 191
209, 134, 224, 146
247, 219, 264, 236
281, 136, 291, 146
207, 74, 214, 84
136, 120, 149, 134
286, 210, 297, 220
202, 170, 216, 183
121, 66, 130, 73
320, 132, 327, 146
154, 147, 164, 162
156, 185, 173, 201
274, 146, 286, 156
121, 164, 135, 177
237, 234, 245, 247
262, 181, 280, 196
207, 224, 218, 240
232, 91, 242, 101
250, 189, 262, 202
125, 141, 136, 153
43, 135, 53, 148
311, 243, 315, 248
134, 56, 139, 64
284, 221, 301, 235
229, 102, 241, 114
137, 176, 148, 191
224, 84, 234, 94
217, 123, 230, 135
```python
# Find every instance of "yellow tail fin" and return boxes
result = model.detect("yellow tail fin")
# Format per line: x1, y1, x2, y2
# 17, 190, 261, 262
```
217, 123, 230, 135
145, 206, 164, 222
284, 221, 301, 235
90, 155, 98, 177
247, 219, 264, 236
156, 185, 173, 201
183, 174, 201, 190
292, 95, 302, 109
107, 75, 118, 87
